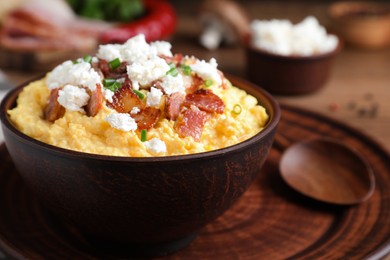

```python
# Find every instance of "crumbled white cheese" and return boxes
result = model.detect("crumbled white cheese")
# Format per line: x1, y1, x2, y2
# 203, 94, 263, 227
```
96, 43, 122, 62
105, 113, 138, 132
144, 138, 167, 154
146, 87, 163, 107
132, 81, 140, 91
209, 58, 218, 68
103, 89, 115, 103
130, 106, 140, 114
57, 84, 90, 112
190, 59, 222, 86
127, 56, 170, 87
160, 74, 185, 95
250, 16, 338, 56
96, 35, 174, 66
96, 35, 176, 67
46, 60, 101, 91
150, 41, 173, 57
121, 34, 153, 64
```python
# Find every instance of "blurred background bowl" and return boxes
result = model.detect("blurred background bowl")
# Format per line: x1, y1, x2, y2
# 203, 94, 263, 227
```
245, 42, 341, 96
0, 75, 280, 258
328, 1, 390, 49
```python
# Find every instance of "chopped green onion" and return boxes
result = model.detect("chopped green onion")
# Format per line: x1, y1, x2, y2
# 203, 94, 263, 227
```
232, 104, 242, 115
104, 81, 122, 92
109, 58, 121, 70
83, 55, 93, 63
72, 59, 79, 64
181, 64, 192, 76
204, 79, 213, 88
166, 62, 178, 77
166, 67, 178, 77
103, 79, 122, 92
103, 78, 116, 87
140, 129, 147, 142
103, 78, 123, 92
133, 89, 145, 100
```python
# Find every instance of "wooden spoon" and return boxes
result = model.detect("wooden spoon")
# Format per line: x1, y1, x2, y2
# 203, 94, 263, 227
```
275, 135, 375, 205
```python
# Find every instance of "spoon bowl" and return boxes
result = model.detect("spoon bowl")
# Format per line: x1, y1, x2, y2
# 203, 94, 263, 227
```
279, 137, 375, 205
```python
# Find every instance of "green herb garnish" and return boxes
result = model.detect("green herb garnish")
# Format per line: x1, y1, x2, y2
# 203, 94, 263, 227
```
232, 104, 242, 115
103, 78, 116, 87
166, 63, 178, 77
83, 55, 93, 63
181, 64, 192, 76
109, 58, 121, 70
107, 82, 122, 92
133, 89, 145, 100
204, 79, 213, 88
103, 78, 122, 92
140, 129, 147, 142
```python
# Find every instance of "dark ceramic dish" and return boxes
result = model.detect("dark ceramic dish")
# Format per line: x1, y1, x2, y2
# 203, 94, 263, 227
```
328, 1, 390, 49
0, 75, 280, 258
245, 42, 341, 96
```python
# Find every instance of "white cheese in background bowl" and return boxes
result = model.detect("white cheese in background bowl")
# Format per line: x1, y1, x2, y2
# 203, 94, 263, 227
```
246, 16, 341, 95
250, 16, 339, 56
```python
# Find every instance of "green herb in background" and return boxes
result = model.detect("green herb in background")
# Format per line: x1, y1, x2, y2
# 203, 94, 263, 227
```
67, 0, 144, 22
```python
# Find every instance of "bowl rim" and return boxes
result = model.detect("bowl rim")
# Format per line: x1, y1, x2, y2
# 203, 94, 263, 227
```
0, 74, 280, 163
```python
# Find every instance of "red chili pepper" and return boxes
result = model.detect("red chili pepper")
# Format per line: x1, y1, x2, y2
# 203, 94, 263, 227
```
99, 0, 176, 44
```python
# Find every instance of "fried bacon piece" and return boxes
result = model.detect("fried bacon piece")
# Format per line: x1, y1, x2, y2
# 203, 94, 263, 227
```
85, 84, 103, 117
108, 82, 143, 113
132, 107, 161, 130
44, 88, 65, 122
108, 81, 161, 129
185, 75, 203, 94
91, 62, 105, 80
165, 92, 185, 120
174, 106, 208, 141
97, 59, 128, 79
161, 53, 183, 66
183, 89, 225, 114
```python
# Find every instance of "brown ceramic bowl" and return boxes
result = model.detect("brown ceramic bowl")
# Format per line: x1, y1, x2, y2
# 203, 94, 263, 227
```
328, 1, 390, 49
245, 43, 341, 96
0, 75, 280, 258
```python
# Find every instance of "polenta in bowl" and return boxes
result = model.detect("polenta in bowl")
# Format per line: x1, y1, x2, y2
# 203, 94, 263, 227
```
8, 34, 268, 157
0, 34, 280, 257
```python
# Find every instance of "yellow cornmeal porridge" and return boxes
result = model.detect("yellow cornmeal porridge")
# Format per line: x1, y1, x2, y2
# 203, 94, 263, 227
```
8, 79, 268, 157
7, 34, 268, 157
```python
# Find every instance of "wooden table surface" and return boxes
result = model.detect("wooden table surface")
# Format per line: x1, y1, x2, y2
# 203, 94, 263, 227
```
2, 1, 390, 152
